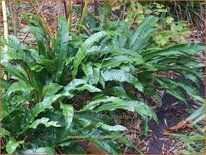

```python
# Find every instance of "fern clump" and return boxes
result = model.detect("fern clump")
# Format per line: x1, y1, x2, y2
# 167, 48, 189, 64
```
1, 13, 204, 154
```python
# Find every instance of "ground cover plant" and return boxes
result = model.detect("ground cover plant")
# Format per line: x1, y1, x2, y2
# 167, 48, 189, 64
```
0, 1, 205, 154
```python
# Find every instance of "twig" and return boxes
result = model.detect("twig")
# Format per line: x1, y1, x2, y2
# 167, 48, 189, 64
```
63, 0, 68, 19
22, 1, 45, 42
2, 0, 8, 50
8, 0, 14, 35
29, 0, 53, 37
2, 0, 9, 80
13, 0, 18, 36
68, 0, 72, 30
8, 0, 18, 36
73, 23, 91, 36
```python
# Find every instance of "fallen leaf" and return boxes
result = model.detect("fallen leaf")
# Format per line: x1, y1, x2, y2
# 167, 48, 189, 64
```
163, 120, 191, 135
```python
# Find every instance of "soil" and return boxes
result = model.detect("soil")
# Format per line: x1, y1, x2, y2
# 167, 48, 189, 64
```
121, 77, 205, 154
140, 79, 205, 154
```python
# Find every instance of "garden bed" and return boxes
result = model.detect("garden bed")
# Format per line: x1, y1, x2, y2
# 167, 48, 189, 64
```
1, 1, 205, 154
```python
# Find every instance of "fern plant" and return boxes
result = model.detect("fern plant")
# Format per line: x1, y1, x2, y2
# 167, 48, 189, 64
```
1, 12, 204, 154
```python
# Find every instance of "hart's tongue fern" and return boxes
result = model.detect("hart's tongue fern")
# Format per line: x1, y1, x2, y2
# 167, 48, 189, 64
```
1, 10, 204, 154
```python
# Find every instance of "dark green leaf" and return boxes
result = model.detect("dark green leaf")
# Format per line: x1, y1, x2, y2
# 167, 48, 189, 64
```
60, 103, 74, 129
53, 17, 70, 81
20, 147, 56, 154
6, 138, 24, 154
102, 69, 143, 92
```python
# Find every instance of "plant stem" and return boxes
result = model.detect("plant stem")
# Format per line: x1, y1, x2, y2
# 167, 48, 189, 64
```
13, 0, 18, 36
8, 0, 14, 35
2, 0, 8, 51
94, 0, 99, 27
68, 0, 72, 30
2, 0, 8, 80
8, 0, 18, 36
103, 0, 111, 30
78, 0, 89, 33
63, 0, 68, 19
29, 0, 53, 37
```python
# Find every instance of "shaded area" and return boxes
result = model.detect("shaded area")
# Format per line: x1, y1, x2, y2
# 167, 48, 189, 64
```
146, 79, 205, 154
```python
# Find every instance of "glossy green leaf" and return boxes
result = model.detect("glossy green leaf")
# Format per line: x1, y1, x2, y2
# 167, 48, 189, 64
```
81, 96, 121, 111
2, 35, 24, 53
27, 117, 61, 129
36, 59, 55, 72
42, 83, 63, 98
100, 123, 127, 131
103, 86, 131, 99
144, 43, 204, 60
72, 31, 115, 79
186, 105, 205, 123
20, 147, 56, 154
102, 55, 138, 70
155, 78, 187, 104
27, 94, 63, 123
53, 17, 70, 81
0, 79, 11, 89
7, 80, 34, 96
6, 138, 24, 154
22, 25, 44, 35
2, 64, 28, 82
129, 16, 157, 51
22, 26, 47, 57
102, 69, 143, 92
64, 79, 101, 93
95, 100, 157, 122
84, 31, 114, 47
72, 46, 87, 79
82, 63, 100, 85
0, 128, 11, 138
156, 78, 203, 104
76, 84, 101, 92
60, 103, 74, 129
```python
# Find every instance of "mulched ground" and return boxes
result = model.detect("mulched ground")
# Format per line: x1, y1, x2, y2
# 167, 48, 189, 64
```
122, 78, 205, 154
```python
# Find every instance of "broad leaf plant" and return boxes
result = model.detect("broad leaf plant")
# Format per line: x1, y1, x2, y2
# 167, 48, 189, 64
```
0, 13, 204, 154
